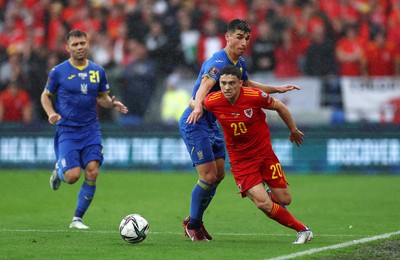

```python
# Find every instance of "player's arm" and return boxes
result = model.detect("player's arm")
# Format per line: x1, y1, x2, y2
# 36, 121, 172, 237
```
244, 79, 300, 94
97, 92, 128, 114
271, 99, 304, 147
40, 89, 61, 125
186, 76, 216, 124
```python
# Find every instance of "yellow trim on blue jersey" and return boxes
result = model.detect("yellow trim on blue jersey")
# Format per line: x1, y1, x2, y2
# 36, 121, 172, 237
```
223, 49, 238, 65
68, 59, 89, 70
44, 89, 53, 96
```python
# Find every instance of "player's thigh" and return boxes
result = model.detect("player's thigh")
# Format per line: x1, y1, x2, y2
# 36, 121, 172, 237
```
58, 140, 82, 174
231, 160, 264, 197
180, 124, 219, 166
261, 153, 288, 189
81, 144, 103, 166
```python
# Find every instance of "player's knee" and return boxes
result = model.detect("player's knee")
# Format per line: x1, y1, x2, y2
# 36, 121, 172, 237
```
64, 171, 80, 184
254, 199, 273, 213
85, 168, 99, 180
280, 196, 292, 205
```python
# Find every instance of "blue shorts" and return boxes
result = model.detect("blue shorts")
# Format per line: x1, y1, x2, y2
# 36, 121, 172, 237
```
54, 124, 104, 172
179, 108, 226, 166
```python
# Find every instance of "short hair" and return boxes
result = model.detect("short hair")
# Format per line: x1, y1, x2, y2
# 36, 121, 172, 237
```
227, 19, 251, 34
220, 65, 242, 79
66, 30, 87, 42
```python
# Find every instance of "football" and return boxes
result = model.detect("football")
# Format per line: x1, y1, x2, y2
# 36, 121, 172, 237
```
119, 214, 150, 244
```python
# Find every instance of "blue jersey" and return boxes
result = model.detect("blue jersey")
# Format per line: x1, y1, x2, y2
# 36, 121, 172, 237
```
191, 49, 249, 98
185, 49, 249, 124
45, 59, 110, 127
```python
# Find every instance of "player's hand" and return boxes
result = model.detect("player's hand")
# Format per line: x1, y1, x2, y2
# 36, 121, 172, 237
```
289, 129, 304, 147
48, 113, 61, 125
186, 107, 203, 124
278, 84, 300, 93
111, 96, 128, 114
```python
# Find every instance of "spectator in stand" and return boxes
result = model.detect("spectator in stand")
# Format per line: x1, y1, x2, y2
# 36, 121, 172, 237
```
0, 45, 28, 90
90, 32, 114, 68
387, 0, 400, 50
120, 39, 158, 125
361, 29, 400, 77
196, 19, 225, 67
0, 79, 32, 124
274, 27, 302, 78
160, 69, 190, 125
145, 18, 180, 74
177, 8, 200, 70
304, 23, 337, 76
106, 4, 126, 41
335, 23, 364, 76
218, 0, 248, 24
250, 21, 276, 73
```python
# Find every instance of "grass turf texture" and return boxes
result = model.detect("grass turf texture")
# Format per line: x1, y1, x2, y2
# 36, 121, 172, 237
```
0, 170, 399, 260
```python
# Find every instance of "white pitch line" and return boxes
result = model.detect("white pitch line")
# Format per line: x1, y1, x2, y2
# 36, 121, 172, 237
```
266, 230, 400, 260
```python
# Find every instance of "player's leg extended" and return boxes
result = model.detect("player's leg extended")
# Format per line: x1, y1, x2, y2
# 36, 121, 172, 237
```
74, 160, 99, 218
245, 183, 307, 232
190, 161, 218, 228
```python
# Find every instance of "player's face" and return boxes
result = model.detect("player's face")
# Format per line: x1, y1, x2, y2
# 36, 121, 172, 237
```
66, 36, 89, 62
225, 30, 251, 57
220, 74, 243, 103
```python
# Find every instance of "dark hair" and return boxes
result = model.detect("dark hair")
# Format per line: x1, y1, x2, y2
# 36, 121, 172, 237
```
66, 30, 87, 42
220, 65, 242, 79
227, 19, 251, 34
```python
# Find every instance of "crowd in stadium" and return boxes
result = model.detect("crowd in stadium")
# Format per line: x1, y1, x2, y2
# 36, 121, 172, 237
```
0, 0, 399, 124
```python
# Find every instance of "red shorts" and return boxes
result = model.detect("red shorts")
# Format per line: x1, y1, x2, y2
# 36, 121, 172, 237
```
230, 153, 288, 197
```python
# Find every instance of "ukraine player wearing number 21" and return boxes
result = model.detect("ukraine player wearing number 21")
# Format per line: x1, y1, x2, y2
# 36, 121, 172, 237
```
41, 30, 128, 229
204, 65, 313, 244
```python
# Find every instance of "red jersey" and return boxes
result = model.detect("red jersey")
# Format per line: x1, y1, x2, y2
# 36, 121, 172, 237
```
204, 87, 275, 162
0, 88, 31, 122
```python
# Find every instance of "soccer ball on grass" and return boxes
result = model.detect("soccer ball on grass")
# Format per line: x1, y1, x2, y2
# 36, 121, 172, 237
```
119, 214, 149, 244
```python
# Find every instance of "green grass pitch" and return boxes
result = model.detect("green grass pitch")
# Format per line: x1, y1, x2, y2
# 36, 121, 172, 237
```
0, 170, 399, 259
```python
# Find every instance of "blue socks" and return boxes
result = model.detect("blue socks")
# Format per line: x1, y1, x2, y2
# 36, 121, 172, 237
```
189, 179, 213, 228
74, 178, 96, 218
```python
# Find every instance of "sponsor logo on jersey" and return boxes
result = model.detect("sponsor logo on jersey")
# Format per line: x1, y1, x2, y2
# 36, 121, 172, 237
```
231, 112, 240, 117
215, 59, 223, 63
244, 108, 253, 118
78, 72, 88, 80
68, 75, 76, 79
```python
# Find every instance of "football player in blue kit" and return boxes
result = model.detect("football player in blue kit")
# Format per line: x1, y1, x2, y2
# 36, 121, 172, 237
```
179, 19, 300, 241
41, 30, 128, 229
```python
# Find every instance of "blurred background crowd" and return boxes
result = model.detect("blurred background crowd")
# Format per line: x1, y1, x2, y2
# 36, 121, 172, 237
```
0, 0, 399, 126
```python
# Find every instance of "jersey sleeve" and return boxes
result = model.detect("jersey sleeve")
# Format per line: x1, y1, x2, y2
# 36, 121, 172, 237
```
98, 67, 110, 93
256, 89, 275, 109
45, 67, 60, 94
201, 59, 227, 82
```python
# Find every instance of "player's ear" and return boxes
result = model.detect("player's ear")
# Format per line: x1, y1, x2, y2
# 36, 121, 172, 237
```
65, 44, 70, 53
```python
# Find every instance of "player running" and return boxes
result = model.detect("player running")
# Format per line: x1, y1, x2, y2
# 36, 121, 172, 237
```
203, 65, 313, 244
180, 18, 300, 241
41, 30, 128, 229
